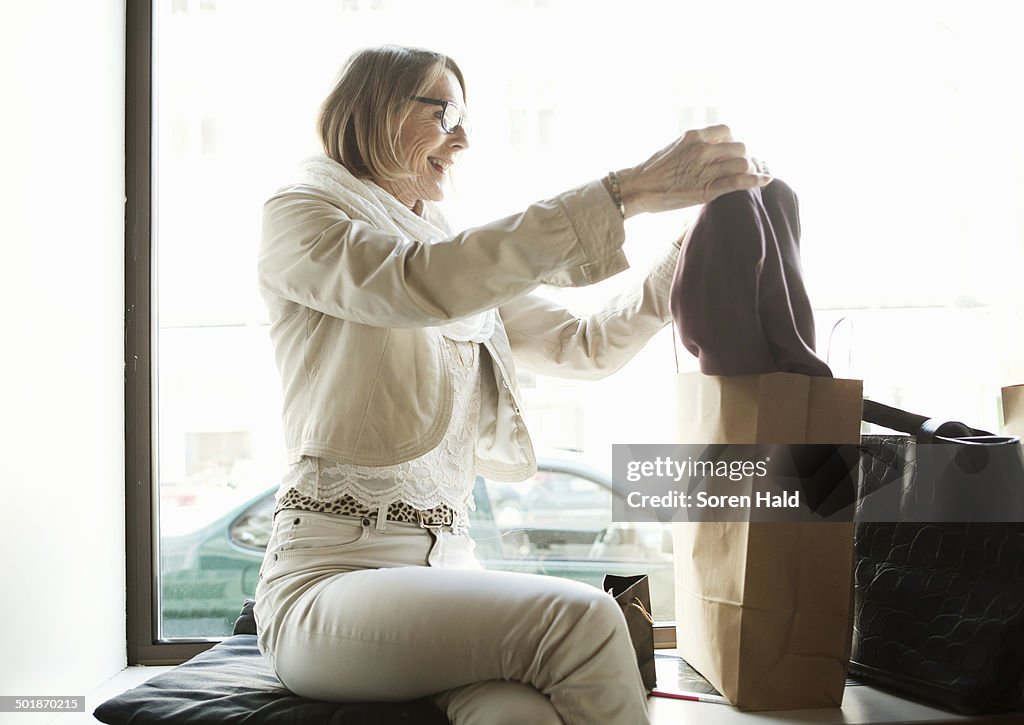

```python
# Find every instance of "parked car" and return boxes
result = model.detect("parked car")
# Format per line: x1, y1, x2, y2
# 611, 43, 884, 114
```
160, 457, 675, 637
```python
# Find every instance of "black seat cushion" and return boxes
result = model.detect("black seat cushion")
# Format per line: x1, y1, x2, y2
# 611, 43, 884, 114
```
94, 600, 449, 725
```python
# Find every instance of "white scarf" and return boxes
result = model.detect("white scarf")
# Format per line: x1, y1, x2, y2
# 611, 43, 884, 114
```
296, 153, 496, 343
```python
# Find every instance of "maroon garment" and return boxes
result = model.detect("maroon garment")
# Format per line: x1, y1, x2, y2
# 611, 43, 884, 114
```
670, 179, 832, 377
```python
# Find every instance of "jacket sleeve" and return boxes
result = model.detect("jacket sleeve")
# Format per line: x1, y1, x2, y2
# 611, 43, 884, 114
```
257, 180, 628, 328
498, 240, 682, 380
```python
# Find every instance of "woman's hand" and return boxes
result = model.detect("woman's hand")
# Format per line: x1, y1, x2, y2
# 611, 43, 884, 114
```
614, 125, 772, 218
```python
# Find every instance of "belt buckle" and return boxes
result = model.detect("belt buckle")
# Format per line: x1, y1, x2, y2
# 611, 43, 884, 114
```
416, 507, 453, 530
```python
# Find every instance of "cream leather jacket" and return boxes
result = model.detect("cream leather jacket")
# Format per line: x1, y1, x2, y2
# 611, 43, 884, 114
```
258, 179, 681, 482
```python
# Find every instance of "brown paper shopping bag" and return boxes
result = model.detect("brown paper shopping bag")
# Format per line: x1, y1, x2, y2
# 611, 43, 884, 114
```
672, 372, 863, 710
1002, 384, 1024, 437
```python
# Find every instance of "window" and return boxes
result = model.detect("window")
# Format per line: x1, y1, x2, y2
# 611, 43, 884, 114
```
127, 0, 1024, 663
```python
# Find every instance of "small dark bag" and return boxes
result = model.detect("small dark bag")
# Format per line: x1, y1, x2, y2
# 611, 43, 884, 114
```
603, 573, 657, 692
852, 400, 1024, 714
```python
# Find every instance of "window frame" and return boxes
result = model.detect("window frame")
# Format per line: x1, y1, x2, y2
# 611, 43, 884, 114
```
126, 0, 215, 665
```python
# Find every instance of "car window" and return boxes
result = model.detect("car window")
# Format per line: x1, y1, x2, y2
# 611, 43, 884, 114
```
470, 467, 675, 621
489, 471, 611, 533
477, 471, 609, 559
229, 495, 275, 550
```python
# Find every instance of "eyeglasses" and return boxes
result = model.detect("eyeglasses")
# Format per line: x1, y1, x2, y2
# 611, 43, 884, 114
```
411, 96, 471, 135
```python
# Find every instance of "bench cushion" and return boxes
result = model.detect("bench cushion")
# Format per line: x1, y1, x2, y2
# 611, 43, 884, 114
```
94, 600, 448, 724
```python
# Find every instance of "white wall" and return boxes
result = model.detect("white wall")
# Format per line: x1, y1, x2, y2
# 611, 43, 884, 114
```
0, 0, 127, 699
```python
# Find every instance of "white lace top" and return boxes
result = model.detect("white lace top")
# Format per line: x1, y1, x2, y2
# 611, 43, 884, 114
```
273, 336, 482, 523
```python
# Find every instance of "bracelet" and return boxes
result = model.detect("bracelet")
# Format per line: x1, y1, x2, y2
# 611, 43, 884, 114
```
606, 170, 625, 219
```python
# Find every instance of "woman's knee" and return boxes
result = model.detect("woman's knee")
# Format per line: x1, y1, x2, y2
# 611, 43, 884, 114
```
572, 587, 627, 637
434, 679, 563, 725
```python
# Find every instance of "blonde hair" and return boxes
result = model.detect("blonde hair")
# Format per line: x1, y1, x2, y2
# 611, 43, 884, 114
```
318, 45, 466, 185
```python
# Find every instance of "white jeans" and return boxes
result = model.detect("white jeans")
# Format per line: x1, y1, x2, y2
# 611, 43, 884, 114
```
254, 508, 651, 725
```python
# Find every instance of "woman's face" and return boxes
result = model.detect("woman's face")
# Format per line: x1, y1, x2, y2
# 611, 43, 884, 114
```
383, 69, 470, 211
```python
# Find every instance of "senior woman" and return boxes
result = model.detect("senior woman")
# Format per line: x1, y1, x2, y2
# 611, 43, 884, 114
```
254, 45, 770, 725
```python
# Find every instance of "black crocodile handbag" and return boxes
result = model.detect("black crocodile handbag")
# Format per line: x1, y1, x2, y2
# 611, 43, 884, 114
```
852, 400, 1024, 714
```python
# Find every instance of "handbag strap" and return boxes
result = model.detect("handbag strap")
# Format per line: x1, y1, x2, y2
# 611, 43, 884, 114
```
629, 597, 654, 625
862, 399, 993, 442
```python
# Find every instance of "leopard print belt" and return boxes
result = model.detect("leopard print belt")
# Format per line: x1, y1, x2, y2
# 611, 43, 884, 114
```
275, 487, 464, 530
